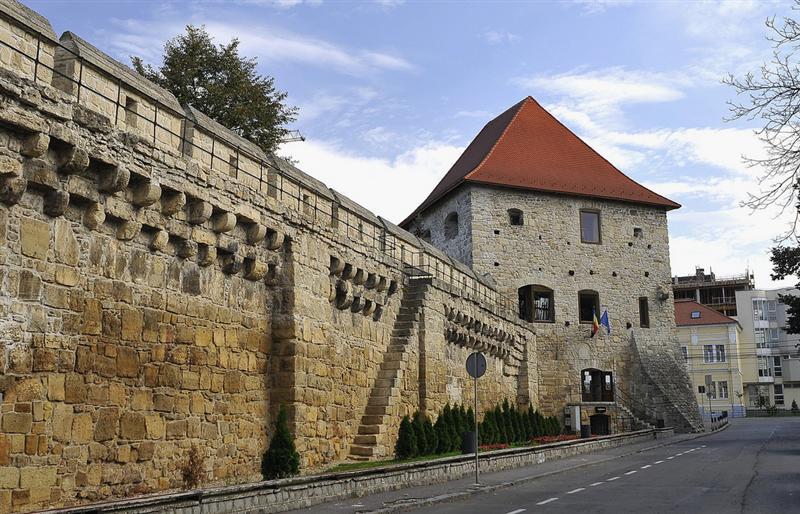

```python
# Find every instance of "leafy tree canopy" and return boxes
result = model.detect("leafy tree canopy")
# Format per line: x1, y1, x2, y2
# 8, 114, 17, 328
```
132, 25, 297, 154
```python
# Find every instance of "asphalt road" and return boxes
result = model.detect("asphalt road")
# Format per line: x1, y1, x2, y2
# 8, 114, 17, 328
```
409, 417, 799, 514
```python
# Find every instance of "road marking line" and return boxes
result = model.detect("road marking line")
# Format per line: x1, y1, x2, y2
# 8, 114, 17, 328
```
566, 488, 585, 494
505, 509, 526, 514
641, 465, 651, 469
654, 460, 664, 464
590, 482, 604, 487
625, 470, 637, 475
607, 476, 620, 481
536, 498, 558, 506
667, 456, 675, 460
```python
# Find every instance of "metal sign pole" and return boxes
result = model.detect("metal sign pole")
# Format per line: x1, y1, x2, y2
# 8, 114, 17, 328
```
474, 373, 479, 485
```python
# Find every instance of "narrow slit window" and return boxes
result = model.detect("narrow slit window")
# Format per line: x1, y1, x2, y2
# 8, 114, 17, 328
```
639, 297, 650, 328
228, 155, 238, 178
125, 97, 139, 129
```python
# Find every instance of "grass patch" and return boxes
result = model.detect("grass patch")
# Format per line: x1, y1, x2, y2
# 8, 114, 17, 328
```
326, 451, 462, 473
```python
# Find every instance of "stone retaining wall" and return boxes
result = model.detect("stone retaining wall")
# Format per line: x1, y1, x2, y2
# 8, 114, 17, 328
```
39, 428, 674, 514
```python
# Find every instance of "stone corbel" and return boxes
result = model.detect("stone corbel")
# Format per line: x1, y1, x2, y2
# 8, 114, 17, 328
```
211, 211, 237, 233
177, 239, 198, 259
20, 132, 49, 158
186, 200, 213, 225
329, 255, 345, 276
150, 229, 169, 252
98, 165, 130, 193
132, 181, 162, 207
43, 189, 69, 217
335, 280, 353, 310
161, 190, 186, 216
221, 253, 242, 275
265, 229, 285, 250
243, 258, 267, 281
83, 202, 105, 229
246, 223, 267, 244
58, 147, 90, 174
0, 176, 27, 205
117, 220, 141, 241
197, 244, 216, 267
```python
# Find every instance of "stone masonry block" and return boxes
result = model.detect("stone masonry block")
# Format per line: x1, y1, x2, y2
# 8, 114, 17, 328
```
177, 239, 197, 259
197, 244, 216, 267
0, 155, 22, 177
94, 408, 119, 442
0, 467, 19, 489
20, 217, 49, 259
2, 412, 32, 433
120, 412, 146, 441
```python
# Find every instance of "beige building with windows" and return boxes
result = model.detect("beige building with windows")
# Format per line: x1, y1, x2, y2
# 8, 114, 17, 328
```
675, 300, 745, 417
736, 289, 800, 410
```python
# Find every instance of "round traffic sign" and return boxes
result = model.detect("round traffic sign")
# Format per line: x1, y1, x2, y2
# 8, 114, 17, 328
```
466, 352, 487, 378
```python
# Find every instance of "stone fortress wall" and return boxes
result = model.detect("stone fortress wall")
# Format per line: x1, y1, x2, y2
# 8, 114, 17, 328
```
0, 1, 532, 512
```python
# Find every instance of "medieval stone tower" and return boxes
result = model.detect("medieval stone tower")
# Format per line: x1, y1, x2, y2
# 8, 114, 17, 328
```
403, 97, 702, 435
0, 1, 699, 512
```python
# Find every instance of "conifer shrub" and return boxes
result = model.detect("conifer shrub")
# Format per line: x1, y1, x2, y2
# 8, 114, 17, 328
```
435, 408, 451, 454
395, 415, 418, 460
466, 406, 476, 432
412, 411, 428, 456
423, 415, 438, 454
261, 405, 300, 480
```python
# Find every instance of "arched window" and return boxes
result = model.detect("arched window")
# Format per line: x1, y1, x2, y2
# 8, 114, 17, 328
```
578, 290, 600, 323
508, 208, 524, 226
419, 228, 432, 243
518, 285, 554, 322
444, 212, 459, 240
582, 368, 614, 402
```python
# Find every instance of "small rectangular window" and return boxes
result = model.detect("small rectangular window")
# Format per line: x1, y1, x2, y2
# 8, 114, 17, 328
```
125, 97, 139, 129
775, 384, 784, 405
690, 311, 701, 319
703, 344, 714, 363
580, 210, 601, 244
639, 297, 650, 328
578, 290, 600, 323
633, 227, 643, 238
508, 209, 524, 226
715, 344, 726, 362
719, 381, 729, 399
680, 346, 688, 363
228, 155, 238, 178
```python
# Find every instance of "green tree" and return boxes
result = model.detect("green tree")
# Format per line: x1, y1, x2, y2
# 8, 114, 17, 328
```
261, 405, 300, 479
132, 25, 297, 153
435, 409, 451, 454
395, 415, 418, 460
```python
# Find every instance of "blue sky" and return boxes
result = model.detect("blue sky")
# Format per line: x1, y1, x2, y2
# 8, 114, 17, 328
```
28, 0, 796, 287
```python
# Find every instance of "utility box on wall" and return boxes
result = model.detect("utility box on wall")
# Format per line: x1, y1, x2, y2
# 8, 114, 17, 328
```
564, 405, 581, 433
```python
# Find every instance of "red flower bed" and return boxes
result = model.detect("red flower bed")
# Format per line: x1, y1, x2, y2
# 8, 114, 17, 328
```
478, 443, 509, 451
531, 434, 580, 444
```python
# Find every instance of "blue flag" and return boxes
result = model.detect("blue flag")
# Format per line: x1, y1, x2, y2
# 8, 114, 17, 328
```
599, 309, 611, 335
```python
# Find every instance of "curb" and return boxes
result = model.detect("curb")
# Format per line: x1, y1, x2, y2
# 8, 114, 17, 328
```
365, 423, 731, 513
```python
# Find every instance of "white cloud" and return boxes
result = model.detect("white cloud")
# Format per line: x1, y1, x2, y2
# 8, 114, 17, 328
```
516, 68, 687, 127
282, 139, 463, 223
572, 0, 634, 15
482, 31, 521, 45
297, 87, 378, 122
101, 18, 413, 76
455, 110, 490, 118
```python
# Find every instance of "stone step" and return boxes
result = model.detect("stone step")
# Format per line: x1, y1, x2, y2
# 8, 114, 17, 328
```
368, 395, 392, 407
384, 351, 407, 363
378, 368, 402, 380
374, 377, 398, 389
358, 424, 383, 435
348, 455, 370, 462
361, 414, 385, 425
370, 386, 396, 398
394, 320, 415, 330
354, 434, 378, 445
392, 328, 412, 337
365, 405, 388, 416
390, 337, 408, 345
349, 444, 375, 457
381, 360, 403, 371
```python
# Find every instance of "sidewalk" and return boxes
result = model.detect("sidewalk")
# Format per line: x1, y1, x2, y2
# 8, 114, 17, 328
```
302, 432, 704, 514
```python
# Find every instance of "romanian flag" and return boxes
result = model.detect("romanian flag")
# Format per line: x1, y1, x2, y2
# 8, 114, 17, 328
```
591, 307, 600, 338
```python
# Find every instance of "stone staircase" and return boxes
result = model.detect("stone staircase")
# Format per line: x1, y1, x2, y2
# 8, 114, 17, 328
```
348, 277, 430, 461
616, 403, 655, 431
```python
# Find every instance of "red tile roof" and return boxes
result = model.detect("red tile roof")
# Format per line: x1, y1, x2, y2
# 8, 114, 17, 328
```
401, 96, 679, 226
674, 299, 738, 327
